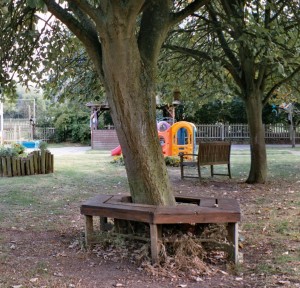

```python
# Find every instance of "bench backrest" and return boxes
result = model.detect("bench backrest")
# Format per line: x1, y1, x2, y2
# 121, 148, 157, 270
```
197, 142, 231, 165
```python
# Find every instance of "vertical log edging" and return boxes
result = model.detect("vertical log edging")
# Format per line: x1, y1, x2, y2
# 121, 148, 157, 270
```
0, 150, 54, 177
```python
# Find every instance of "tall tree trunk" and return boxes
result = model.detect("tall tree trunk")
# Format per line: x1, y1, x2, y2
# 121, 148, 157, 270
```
97, 24, 175, 206
43, 0, 209, 206
245, 89, 267, 183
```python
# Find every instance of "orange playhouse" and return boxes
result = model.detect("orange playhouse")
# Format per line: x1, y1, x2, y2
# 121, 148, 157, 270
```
157, 121, 196, 157
112, 121, 196, 157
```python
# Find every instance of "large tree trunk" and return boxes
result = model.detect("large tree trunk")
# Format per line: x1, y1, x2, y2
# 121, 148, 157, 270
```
97, 20, 175, 206
43, 0, 207, 206
245, 89, 267, 184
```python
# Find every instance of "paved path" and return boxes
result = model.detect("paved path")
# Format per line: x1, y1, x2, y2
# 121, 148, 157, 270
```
26, 144, 300, 156
25, 146, 92, 156
47, 146, 91, 155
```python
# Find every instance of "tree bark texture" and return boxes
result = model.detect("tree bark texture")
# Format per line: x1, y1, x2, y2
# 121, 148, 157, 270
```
100, 38, 175, 205
244, 89, 267, 184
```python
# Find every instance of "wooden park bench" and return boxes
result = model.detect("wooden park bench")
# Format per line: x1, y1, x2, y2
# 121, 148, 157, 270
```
179, 141, 232, 179
80, 194, 241, 264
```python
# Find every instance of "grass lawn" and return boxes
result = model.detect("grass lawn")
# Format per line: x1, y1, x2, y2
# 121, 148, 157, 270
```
0, 146, 299, 287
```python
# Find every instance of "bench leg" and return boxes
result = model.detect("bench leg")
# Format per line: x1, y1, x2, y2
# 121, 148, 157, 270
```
197, 163, 201, 178
180, 163, 184, 179
85, 215, 94, 247
150, 224, 162, 264
228, 163, 232, 179
227, 222, 239, 264
100, 216, 108, 231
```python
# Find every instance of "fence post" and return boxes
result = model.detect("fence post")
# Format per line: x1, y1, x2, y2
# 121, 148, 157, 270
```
221, 124, 225, 141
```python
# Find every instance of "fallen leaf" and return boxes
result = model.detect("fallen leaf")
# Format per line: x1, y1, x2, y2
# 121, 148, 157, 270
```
277, 280, 291, 285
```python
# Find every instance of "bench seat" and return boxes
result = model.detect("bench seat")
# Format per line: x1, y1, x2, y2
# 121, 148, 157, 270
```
179, 141, 232, 179
80, 194, 241, 264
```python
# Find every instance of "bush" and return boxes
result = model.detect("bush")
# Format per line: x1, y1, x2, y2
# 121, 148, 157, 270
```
0, 146, 18, 157
11, 143, 25, 155
165, 156, 180, 167
39, 141, 48, 151
71, 124, 90, 144
110, 156, 125, 166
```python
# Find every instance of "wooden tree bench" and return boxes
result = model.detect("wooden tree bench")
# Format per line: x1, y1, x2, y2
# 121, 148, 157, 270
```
179, 141, 232, 179
80, 194, 241, 264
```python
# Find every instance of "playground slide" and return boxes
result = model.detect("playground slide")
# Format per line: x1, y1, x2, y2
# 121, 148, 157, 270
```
111, 145, 122, 156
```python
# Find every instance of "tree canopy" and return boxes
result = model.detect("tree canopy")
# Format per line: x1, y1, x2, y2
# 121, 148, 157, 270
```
164, 0, 300, 183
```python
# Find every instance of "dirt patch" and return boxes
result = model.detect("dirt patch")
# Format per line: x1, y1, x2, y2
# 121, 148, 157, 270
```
0, 172, 299, 287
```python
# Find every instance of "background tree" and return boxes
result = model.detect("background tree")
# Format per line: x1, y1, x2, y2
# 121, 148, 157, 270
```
165, 0, 300, 183
0, 0, 39, 97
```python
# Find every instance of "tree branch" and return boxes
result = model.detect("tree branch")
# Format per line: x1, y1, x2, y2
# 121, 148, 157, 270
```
164, 44, 242, 87
263, 64, 300, 105
42, 0, 104, 79
169, 0, 208, 26
67, 0, 104, 27
206, 4, 241, 81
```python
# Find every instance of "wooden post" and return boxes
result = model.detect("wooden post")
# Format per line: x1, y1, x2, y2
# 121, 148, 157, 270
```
50, 154, 54, 173
100, 217, 108, 231
85, 215, 94, 247
41, 149, 46, 174
6, 156, 12, 177
46, 151, 52, 173
12, 157, 17, 176
21, 159, 26, 176
227, 222, 239, 264
2, 157, 7, 176
0, 157, 3, 176
25, 159, 31, 175
16, 158, 21, 176
150, 224, 160, 264
29, 155, 35, 175
45, 151, 49, 173
33, 151, 39, 174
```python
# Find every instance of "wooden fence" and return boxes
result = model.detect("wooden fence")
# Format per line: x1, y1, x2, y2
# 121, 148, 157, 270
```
0, 150, 54, 177
98, 123, 299, 141
196, 123, 300, 141
2, 122, 298, 145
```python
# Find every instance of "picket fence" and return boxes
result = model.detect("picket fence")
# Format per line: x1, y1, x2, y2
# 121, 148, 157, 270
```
1, 122, 299, 144
195, 123, 300, 141
0, 150, 54, 177
95, 123, 299, 141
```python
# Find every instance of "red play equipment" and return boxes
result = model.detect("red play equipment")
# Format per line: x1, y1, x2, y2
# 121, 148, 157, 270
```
111, 145, 122, 156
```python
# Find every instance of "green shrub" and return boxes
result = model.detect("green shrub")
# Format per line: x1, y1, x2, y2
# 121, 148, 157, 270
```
110, 156, 125, 166
165, 156, 180, 167
11, 143, 25, 155
39, 141, 48, 151
71, 124, 90, 144
0, 146, 18, 157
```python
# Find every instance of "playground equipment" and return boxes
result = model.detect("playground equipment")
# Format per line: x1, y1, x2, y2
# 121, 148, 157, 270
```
158, 121, 196, 157
111, 145, 122, 156
112, 121, 196, 157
